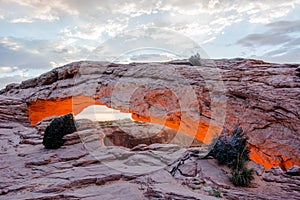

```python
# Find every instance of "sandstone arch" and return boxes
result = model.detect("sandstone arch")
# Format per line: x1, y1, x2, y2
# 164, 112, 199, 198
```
1, 59, 299, 169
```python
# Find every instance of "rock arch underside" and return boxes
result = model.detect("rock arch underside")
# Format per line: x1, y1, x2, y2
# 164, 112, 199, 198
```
1, 58, 299, 170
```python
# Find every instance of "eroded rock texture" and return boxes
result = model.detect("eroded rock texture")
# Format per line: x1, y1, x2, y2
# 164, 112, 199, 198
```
101, 119, 202, 148
0, 59, 299, 170
0, 95, 30, 125
1, 119, 299, 199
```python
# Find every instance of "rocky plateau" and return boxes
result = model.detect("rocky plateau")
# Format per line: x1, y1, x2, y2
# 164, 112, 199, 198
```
0, 58, 300, 199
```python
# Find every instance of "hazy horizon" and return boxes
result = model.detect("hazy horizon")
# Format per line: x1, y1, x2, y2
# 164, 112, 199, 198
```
75, 105, 132, 122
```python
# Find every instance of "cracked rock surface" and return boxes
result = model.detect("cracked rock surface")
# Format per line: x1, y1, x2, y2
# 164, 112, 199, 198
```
1, 119, 300, 200
0, 59, 299, 199
0, 59, 299, 169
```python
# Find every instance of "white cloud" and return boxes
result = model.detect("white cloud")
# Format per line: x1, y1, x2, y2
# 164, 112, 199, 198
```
1, 0, 299, 45
88, 27, 208, 63
0, 75, 26, 89
4, 0, 77, 23
10, 15, 59, 23
202, 36, 216, 44
0, 36, 95, 78
248, 5, 293, 24
59, 19, 129, 43
1, 0, 299, 26
0, 66, 19, 73
49, 61, 67, 68
10, 18, 33, 23
0, 37, 21, 51
110, 1, 158, 17
0, 65, 30, 89
236, 19, 300, 63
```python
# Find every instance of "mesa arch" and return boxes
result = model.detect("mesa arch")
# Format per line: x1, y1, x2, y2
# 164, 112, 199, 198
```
27, 94, 221, 145
1, 59, 299, 170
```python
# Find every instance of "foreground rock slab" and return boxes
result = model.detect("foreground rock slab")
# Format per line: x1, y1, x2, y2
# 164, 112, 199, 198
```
287, 165, 300, 176
1, 120, 300, 200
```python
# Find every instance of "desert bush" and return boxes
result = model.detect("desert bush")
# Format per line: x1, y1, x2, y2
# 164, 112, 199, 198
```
210, 126, 250, 169
189, 53, 201, 66
209, 126, 254, 187
43, 113, 76, 149
231, 167, 254, 187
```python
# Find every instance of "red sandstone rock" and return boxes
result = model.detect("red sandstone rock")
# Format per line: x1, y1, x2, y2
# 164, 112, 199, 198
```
0, 59, 299, 170
0, 117, 300, 199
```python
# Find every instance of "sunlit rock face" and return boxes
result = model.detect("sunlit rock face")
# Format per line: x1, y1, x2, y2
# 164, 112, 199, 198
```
0, 59, 299, 169
100, 119, 202, 148
28, 96, 101, 125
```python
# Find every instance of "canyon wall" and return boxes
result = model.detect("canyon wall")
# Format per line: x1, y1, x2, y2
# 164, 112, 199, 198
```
0, 59, 299, 169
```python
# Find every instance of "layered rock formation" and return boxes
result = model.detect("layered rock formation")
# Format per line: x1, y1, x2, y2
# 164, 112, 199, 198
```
0, 58, 299, 170
100, 119, 202, 148
1, 118, 299, 199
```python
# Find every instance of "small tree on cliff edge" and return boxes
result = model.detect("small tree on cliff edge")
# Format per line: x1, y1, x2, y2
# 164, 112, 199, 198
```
189, 53, 201, 66
209, 126, 254, 187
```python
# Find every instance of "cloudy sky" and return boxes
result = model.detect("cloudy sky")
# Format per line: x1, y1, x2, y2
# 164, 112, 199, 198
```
0, 0, 300, 88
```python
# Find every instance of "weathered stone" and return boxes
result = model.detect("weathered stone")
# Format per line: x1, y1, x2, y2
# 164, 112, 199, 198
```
287, 165, 300, 176
0, 59, 299, 169
102, 119, 201, 149
178, 161, 197, 177
271, 166, 284, 176
42, 113, 77, 149
249, 161, 264, 176
0, 95, 30, 125
0, 59, 300, 199
1, 119, 300, 199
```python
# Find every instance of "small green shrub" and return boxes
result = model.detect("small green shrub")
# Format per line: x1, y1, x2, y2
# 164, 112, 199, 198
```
213, 189, 221, 198
231, 167, 254, 187
189, 53, 201, 66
